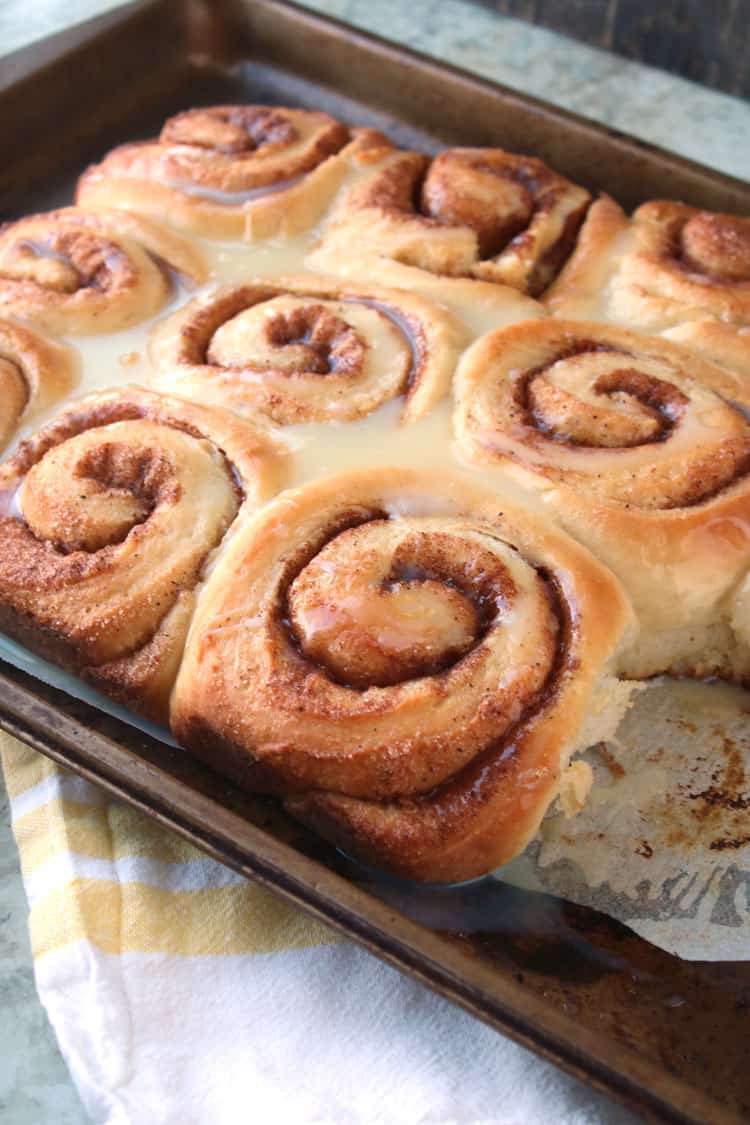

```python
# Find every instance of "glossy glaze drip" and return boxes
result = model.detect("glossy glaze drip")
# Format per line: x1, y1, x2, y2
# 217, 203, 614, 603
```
0, 224, 545, 516
161, 174, 306, 205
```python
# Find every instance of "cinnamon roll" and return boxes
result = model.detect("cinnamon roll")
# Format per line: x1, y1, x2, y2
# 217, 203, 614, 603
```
0, 388, 283, 721
149, 277, 465, 425
454, 319, 750, 681
0, 319, 74, 452
76, 106, 379, 241
171, 469, 635, 882
545, 196, 750, 376
310, 135, 590, 299
0, 208, 206, 336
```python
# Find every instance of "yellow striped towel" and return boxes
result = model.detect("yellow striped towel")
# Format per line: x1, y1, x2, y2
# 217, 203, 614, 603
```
2, 730, 631, 1125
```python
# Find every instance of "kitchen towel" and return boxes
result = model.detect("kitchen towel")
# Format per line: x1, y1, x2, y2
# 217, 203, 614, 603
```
2, 731, 635, 1125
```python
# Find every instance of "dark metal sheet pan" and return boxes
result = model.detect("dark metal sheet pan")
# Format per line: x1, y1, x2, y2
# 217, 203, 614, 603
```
1, 3, 749, 1122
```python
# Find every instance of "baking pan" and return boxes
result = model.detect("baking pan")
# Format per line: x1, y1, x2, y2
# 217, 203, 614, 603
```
1, 2, 749, 1122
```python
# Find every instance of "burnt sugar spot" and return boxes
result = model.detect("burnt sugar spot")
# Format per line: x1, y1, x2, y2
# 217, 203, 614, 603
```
678, 737, 750, 854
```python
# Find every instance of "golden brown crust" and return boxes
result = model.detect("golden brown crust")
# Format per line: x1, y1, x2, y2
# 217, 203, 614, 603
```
149, 276, 466, 425
546, 196, 750, 376
0, 318, 75, 452
244, 129, 388, 243
170, 469, 634, 882
454, 319, 750, 679
544, 195, 630, 318
312, 140, 591, 297
663, 318, 750, 375
76, 106, 380, 241
0, 387, 284, 721
0, 208, 206, 335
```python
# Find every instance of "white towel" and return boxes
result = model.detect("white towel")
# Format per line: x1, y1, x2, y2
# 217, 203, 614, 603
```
3, 732, 635, 1124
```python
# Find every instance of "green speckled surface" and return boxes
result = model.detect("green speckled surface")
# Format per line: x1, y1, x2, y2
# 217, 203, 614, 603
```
0, 3, 748, 1122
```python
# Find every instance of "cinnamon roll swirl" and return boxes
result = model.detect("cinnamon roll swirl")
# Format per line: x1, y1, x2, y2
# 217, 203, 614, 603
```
0, 319, 74, 452
0, 388, 283, 720
311, 135, 590, 298
76, 106, 379, 241
545, 196, 750, 376
0, 208, 206, 336
149, 277, 465, 425
454, 319, 750, 680
171, 469, 635, 882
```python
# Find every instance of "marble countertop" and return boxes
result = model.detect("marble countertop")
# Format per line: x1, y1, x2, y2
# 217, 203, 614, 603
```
0, 3, 747, 1123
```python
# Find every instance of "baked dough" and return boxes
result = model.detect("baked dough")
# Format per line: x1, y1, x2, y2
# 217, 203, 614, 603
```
149, 276, 466, 425
171, 469, 635, 882
77, 106, 382, 241
455, 318, 750, 680
0, 208, 206, 335
545, 196, 750, 377
0, 388, 283, 720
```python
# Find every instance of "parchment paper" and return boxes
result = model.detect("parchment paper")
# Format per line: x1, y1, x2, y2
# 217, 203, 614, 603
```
502, 679, 750, 961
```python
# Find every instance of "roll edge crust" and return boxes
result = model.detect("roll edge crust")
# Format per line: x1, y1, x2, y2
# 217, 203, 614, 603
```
0, 318, 75, 452
312, 137, 591, 297
148, 275, 467, 425
454, 318, 750, 682
0, 387, 284, 722
545, 195, 750, 377
76, 106, 384, 241
0, 207, 206, 336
